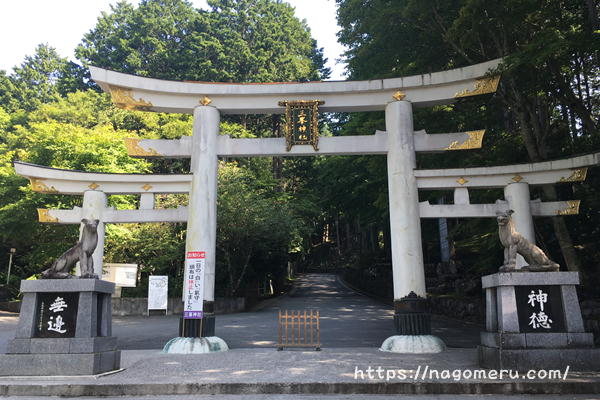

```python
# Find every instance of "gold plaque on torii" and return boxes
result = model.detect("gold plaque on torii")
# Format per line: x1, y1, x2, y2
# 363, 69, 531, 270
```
278, 100, 324, 151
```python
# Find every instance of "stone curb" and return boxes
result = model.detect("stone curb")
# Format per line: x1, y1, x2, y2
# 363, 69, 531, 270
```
1, 381, 599, 396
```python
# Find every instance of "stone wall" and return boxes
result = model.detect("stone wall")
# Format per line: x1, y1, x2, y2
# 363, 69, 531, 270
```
111, 297, 245, 316
0, 301, 20, 313
581, 300, 600, 345
428, 294, 485, 323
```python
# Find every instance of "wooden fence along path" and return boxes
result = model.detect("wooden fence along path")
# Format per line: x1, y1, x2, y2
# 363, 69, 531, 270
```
277, 310, 320, 351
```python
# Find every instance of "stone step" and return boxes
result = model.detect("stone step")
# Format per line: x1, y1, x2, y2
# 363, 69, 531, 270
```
1, 380, 599, 397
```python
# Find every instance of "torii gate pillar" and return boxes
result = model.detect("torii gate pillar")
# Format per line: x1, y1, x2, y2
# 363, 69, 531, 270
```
188, 105, 219, 314
380, 100, 446, 353
164, 105, 228, 353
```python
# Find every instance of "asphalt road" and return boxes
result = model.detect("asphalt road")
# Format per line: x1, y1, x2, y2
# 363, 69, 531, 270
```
0, 273, 482, 351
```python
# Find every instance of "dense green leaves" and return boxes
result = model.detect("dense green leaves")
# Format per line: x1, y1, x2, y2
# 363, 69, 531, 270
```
333, 0, 600, 278
0, 0, 328, 297
0, 90, 152, 284
76, 0, 223, 81
0, 44, 90, 113
217, 162, 302, 296
76, 0, 328, 82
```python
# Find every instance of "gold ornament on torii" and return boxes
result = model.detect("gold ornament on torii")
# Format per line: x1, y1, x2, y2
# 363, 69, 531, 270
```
444, 130, 486, 151
109, 86, 153, 111
454, 76, 501, 98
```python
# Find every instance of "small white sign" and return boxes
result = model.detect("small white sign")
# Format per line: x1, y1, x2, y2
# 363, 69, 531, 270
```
148, 275, 168, 311
102, 263, 138, 287
184, 251, 205, 319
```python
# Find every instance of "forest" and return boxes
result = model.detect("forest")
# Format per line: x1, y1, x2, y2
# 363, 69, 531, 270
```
0, 0, 598, 308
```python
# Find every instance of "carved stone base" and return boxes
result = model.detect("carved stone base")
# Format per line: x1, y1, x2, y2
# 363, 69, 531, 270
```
479, 272, 599, 371
165, 300, 227, 354
0, 351, 120, 376
479, 345, 600, 371
1, 279, 120, 376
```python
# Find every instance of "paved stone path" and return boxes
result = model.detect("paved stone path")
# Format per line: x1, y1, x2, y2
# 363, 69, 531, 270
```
0, 273, 481, 352
111, 273, 481, 350
1, 347, 597, 396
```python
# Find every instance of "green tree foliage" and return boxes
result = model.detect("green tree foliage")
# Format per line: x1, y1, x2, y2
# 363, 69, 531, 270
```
206, 0, 329, 82
332, 0, 600, 281
0, 91, 151, 286
76, 0, 223, 81
76, 0, 328, 82
217, 161, 302, 296
104, 222, 187, 297
0, 0, 328, 298
0, 44, 90, 113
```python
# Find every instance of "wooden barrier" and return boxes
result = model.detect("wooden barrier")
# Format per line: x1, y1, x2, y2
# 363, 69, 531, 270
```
277, 310, 320, 351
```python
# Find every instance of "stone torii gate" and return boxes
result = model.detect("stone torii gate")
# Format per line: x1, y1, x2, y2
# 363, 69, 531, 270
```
15, 161, 191, 276
17, 58, 595, 354
90, 59, 504, 353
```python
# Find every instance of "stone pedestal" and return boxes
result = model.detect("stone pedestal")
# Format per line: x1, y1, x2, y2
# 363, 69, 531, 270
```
162, 300, 228, 354
178, 299, 216, 337
1, 279, 120, 376
478, 272, 600, 371
392, 292, 431, 335
380, 292, 446, 354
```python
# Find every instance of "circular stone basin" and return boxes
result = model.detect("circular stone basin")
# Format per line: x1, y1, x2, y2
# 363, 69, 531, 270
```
379, 335, 446, 354
162, 336, 229, 354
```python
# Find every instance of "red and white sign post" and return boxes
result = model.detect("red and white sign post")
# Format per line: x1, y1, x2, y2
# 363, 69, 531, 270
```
183, 251, 205, 319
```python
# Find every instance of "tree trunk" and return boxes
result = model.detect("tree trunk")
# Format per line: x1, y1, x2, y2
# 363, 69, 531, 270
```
383, 223, 391, 258
232, 250, 253, 296
541, 185, 581, 272
501, 79, 581, 272
335, 214, 342, 255
550, 63, 597, 136
370, 226, 377, 252
345, 221, 351, 251
224, 251, 235, 297
356, 216, 362, 254
584, 0, 599, 31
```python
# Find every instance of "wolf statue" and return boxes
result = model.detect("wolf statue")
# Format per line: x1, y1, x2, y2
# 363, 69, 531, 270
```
41, 218, 100, 279
496, 210, 560, 272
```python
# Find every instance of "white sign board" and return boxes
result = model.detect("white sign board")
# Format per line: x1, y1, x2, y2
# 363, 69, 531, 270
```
184, 251, 205, 319
148, 275, 168, 312
102, 263, 138, 287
